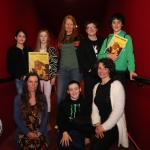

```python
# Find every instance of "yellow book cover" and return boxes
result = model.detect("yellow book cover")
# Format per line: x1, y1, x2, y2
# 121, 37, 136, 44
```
28, 52, 49, 80
105, 34, 128, 55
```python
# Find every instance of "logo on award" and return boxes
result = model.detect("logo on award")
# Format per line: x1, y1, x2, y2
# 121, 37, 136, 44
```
0, 119, 2, 135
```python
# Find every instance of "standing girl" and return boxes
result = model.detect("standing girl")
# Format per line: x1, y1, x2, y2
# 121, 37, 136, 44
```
6, 29, 33, 94
35, 29, 58, 130
57, 15, 83, 104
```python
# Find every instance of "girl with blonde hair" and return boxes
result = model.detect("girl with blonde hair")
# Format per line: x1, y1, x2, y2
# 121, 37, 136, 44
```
35, 29, 58, 130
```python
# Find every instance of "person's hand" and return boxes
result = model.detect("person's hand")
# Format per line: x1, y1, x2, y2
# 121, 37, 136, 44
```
107, 53, 119, 61
95, 132, 104, 139
27, 132, 38, 139
23, 75, 26, 80
60, 131, 72, 146
50, 78, 55, 85
36, 132, 42, 137
85, 138, 90, 145
95, 123, 105, 133
88, 69, 91, 72
95, 123, 105, 139
130, 71, 137, 80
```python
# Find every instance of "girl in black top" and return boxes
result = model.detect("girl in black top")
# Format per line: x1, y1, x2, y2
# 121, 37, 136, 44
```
6, 29, 33, 94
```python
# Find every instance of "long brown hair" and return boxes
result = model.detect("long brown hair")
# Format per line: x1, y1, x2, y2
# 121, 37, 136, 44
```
58, 15, 77, 42
21, 72, 45, 113
34, 29, 50, 52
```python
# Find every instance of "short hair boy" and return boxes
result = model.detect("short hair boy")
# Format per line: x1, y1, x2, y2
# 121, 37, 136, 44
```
98, 13, 137, 89
57, 80, 90, 150
78, 20, 104, 107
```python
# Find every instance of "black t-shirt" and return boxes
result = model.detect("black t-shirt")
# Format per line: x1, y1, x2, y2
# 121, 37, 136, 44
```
94, 79, 113, 123
90, 40, 99, 58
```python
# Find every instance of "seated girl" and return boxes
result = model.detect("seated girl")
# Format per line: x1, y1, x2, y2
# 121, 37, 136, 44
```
91, 58, 128, 150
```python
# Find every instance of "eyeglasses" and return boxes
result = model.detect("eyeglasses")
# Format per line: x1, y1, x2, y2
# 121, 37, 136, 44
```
86, 26, 97, 30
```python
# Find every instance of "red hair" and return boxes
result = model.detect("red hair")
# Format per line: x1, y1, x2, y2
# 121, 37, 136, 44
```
58, 15, 78, 42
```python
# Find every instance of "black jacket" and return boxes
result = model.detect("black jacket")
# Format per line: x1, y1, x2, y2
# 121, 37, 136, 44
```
6, 45, 33, 79
56, 94, 90, 133
78, 36, 104, 75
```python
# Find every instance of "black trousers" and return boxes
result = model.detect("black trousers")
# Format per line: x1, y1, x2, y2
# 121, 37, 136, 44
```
57, 130, 85, 150
113, 71, 127, 90
83, 72, 100, 109
90, 125, 118, 150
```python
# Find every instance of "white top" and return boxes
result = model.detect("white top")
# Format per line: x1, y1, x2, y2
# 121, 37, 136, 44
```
91, 80, 129, 148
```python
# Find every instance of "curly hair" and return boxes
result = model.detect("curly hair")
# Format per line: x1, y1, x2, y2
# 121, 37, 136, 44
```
109, 13, 125, 25
21, 72, 45, 113
94, 58, 116, 78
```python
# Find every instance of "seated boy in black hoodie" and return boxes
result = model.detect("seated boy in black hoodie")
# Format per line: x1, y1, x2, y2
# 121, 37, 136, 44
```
57, 80, 90, 150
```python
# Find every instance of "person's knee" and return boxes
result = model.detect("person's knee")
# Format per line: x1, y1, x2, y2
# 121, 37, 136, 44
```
90, 144, 96, 150
73, 143, 84, 150
58, 144, 71, 150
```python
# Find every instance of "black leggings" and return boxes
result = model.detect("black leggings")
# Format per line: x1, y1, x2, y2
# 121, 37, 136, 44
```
113, 71, 127, 90
90, 125, 118, 150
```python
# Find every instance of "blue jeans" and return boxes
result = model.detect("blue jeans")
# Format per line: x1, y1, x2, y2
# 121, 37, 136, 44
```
15, 79, 24, 94
57, 68, 83, 104
57, 130, 85, 150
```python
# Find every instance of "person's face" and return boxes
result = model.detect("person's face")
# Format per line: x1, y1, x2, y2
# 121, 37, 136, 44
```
15, 32, 26, 45
65, 19, 74, 34
86, 23, 98, 36
27, 76, 38, 93
67, 83, 81, 100
39, 31, 48, 44
111, 19, 123, 33
97, 62, 110, 79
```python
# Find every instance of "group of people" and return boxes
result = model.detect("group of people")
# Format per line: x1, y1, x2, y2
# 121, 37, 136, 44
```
6, 12, 137, 150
